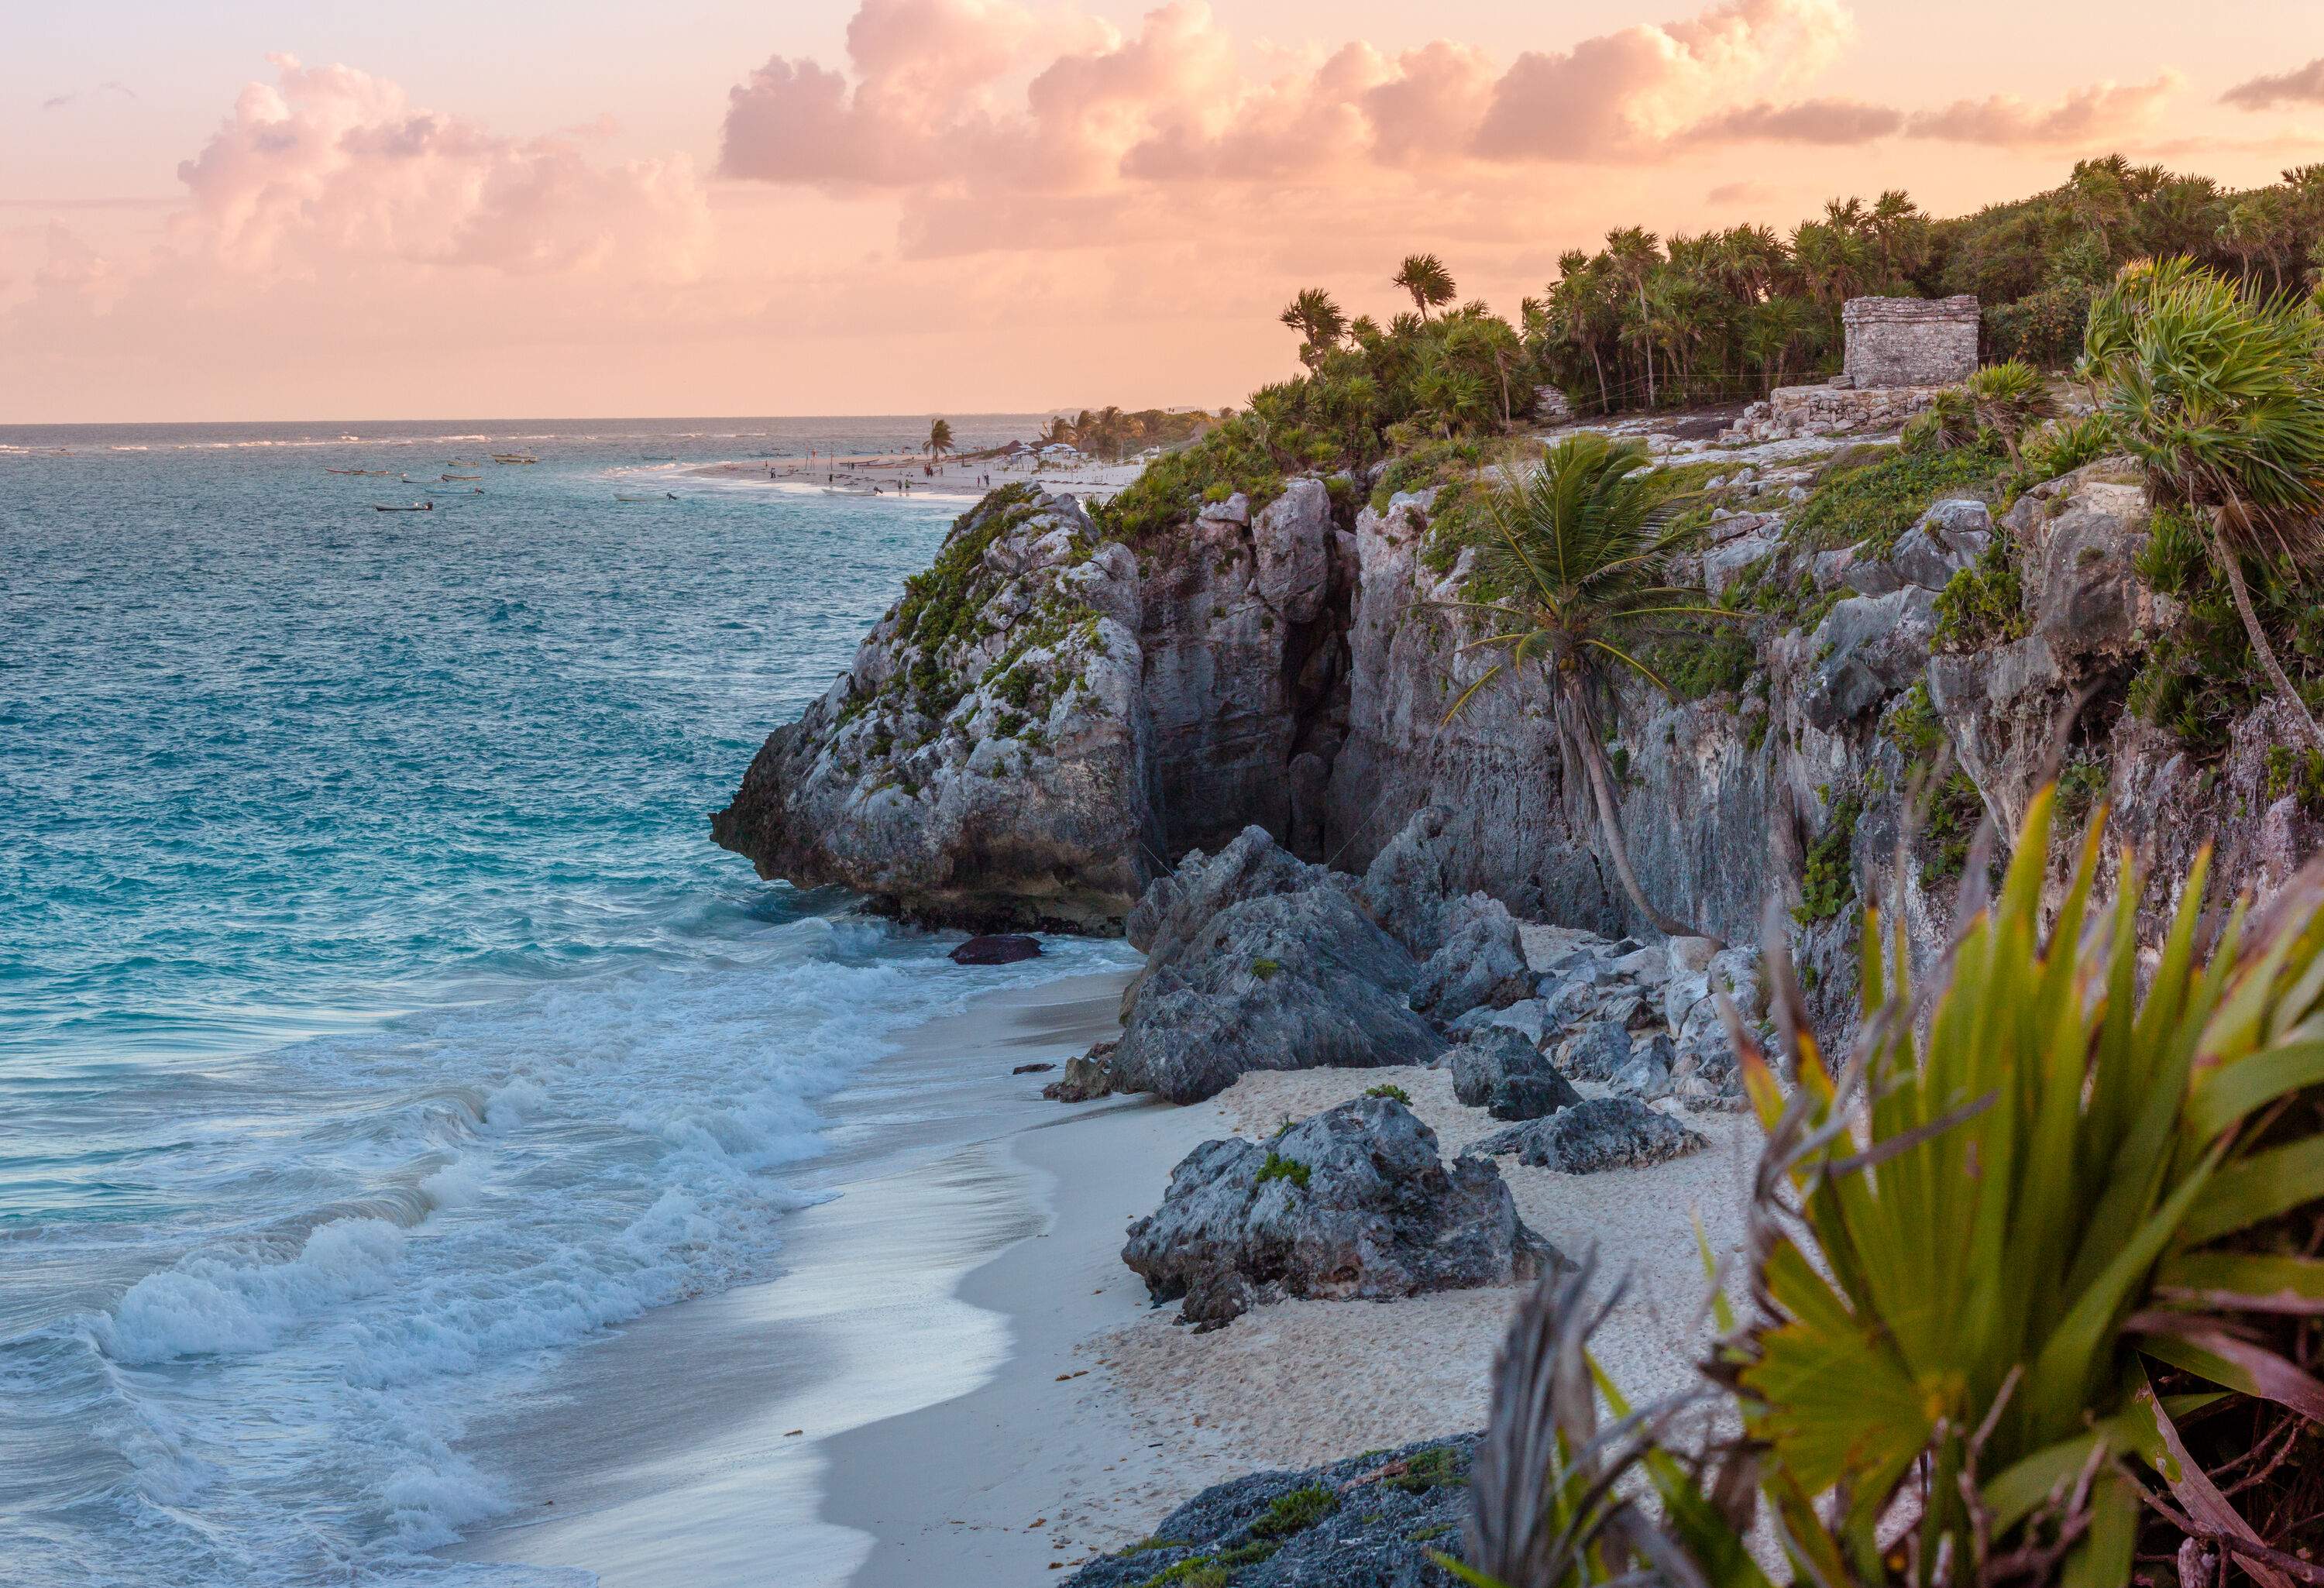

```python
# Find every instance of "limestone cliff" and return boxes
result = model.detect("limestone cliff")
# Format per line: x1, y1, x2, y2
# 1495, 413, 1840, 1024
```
720, 449, 2318, 978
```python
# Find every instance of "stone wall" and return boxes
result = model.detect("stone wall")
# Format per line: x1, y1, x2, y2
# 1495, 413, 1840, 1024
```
1841, 294, 1978, 388
1722, 382, 1942, 443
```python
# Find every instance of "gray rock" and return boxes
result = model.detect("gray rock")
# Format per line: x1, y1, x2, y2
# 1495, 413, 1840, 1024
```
1043, 1049, 1116, 1102
2031, 483, 2149, 658
714, 487, 1154, 929
1703, 531, 1776, 597
1804, 586, 1938, 729
1607, 946, 1669, 985
1559, 1018, 1634, 1081
1253, 478, 1333, 625
1065, 1436, 1476, 1588
1477, 1098, 1708, 1173
1410, 892, 1532, 1020
1489, 1071, 1583, 1121
1888, 499, 1993, 590
1360, 806, 1458, 955
1450, 1026, 1548, 1107
1122, 1096, 1556, 1326
1109, 881, 1443, 1104
1612, 1030, 1676, 1099
1478, 997, 1549, 1046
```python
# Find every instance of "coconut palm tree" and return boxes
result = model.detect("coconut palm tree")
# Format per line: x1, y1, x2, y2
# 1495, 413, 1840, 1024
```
1439, 433, 1732, 940
925, 417, 954, 470
1392, 253, 1456, 320
2082, 256, 2324, 752
1277, 287, 1348, 370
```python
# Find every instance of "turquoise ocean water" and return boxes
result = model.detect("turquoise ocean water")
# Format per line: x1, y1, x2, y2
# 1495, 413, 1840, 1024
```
0, 418, 1110, 1586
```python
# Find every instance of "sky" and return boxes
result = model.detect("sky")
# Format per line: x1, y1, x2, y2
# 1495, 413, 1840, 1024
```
5, 0, 2322, 422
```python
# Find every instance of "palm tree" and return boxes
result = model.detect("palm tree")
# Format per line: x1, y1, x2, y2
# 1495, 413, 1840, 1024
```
1603, 229, 1662, 407
1277, 287, 1348, 370
1965, 358, 2058, 460
925, 418, 954, 470
1439, 433, 1733, 940
1545, 252, 1618, 413
2082, 256, 2324, 752
1392, 253, 1456, 320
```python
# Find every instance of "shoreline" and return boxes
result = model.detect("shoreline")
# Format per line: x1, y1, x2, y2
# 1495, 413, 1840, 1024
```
444, 947, 1758, 1587
681, 453, 1150, 504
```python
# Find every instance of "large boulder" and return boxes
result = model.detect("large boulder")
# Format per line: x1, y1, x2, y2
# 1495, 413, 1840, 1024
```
1360, 806, 1459, 954
1122, 1096, 1556, 1326
1451, 1027, 1581, 1122
1109, 836, 1442, 1103
1409, 892, 1532, 1020
1065, 1437, 1478, 1588
1477, 1098, 1707, 1174
713, 488, 1155, 928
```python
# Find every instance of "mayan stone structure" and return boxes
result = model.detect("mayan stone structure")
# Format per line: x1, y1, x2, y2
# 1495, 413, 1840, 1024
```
1840, 295, 1979, 388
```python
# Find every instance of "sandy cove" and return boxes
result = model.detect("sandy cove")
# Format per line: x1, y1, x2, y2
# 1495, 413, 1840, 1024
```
827, 956, 1761, 1585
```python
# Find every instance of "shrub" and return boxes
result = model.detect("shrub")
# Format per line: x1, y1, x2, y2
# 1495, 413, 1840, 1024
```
1255, 1151, 1310, 1190
1249, 957, 1281, 980
1463, 786, 2324, 1588
1363, 1084, 1412, 1104
1930, 540, 2029, 652
1789, 793, 1860, 925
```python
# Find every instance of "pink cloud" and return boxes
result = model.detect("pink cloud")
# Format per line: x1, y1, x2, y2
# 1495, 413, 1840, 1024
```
1473, 0, 1853, 160
2221, 57, 2324, 112
1683, 98, 1905, 145
717, 0, 1865, 203
1906, 74, 2181, 147
177, 54, 710, 281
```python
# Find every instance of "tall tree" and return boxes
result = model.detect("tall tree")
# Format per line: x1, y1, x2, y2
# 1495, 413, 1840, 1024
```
1441, 433, 1733, 940
1391, 253, 1456, 320
925, 417, 954, 469
2084, 256, 2324, 752
1277, 287, 1348, 369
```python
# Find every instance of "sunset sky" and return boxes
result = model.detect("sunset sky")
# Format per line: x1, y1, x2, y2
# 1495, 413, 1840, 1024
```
6, 0, 2322, 422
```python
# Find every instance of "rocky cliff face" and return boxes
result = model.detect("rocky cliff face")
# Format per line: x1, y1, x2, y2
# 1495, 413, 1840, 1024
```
720, 445, 2318, 978
711, 486, 1156, 929
713, 480, 1356, 928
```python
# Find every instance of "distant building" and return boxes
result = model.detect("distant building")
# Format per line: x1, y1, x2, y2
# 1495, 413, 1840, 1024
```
1838, 295, 1979, 389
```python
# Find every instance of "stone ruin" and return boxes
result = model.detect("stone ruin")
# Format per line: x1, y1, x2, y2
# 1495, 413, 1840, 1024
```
1724, 294, 1980, 442
1838, 294, 1980, 390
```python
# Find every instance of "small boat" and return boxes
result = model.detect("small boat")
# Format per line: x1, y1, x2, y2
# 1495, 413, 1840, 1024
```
374, 501, 435, 512
326, 467, 361, 475
492, 452, 538, 465
442, 473, 480, 481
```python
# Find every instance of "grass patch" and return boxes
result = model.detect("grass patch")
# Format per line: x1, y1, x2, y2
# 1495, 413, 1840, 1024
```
1405, 1521, 1456, 1543
1363, 1084, 1412, 1104
1249, 1485, 1338, 1540
1250, 957, 1281, 981
1384, 1445, 1466, 1493
1788, 442, 2006, 555
2265, 745, 2324, 819
2128, 507, 2324, 759
1256, 1151, 1311, 1190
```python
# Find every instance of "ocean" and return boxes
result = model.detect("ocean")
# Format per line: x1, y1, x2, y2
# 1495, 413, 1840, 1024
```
0, 418, 1123, 1586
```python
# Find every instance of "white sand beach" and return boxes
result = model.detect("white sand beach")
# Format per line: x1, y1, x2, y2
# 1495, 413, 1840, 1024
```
817, 972, 1755, 1583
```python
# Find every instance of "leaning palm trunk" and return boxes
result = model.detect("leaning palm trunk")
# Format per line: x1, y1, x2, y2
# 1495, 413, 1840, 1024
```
1560, 689, 1715, 944
2211, 502, 2324, 755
